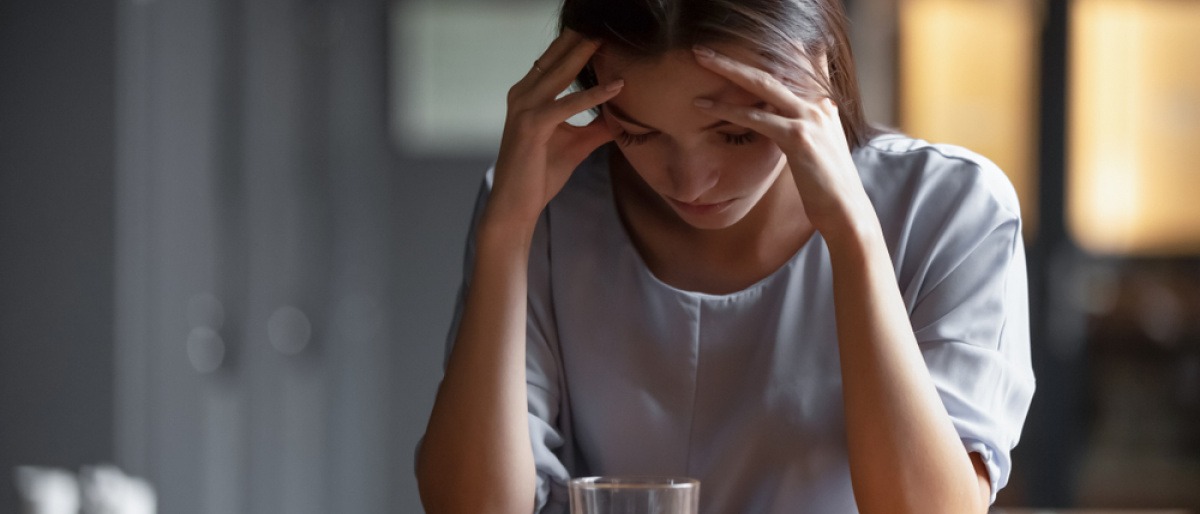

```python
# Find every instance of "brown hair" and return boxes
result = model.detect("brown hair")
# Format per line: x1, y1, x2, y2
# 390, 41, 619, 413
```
560, 0, 878, 148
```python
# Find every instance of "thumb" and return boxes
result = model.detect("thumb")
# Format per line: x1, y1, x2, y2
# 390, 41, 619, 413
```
561, 115, 615, 163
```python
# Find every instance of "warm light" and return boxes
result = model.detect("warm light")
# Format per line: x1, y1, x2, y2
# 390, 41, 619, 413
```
1069, 0, 1200, 255
899, 0, 1041, 240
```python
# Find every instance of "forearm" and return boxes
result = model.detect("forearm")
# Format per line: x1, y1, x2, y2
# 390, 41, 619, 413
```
825, 218, 987, 514
417, 217, 538, 514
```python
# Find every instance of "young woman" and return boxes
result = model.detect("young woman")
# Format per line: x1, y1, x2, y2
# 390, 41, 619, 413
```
416, 0, 1035, 512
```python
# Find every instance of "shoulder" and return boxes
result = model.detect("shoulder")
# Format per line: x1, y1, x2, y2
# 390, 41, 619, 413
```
853, 133, 1021, 226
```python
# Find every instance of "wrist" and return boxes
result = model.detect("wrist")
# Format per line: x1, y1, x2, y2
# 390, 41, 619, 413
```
477, 208, 538, 249
481, 194, 542, 232
814, 197, 885, 258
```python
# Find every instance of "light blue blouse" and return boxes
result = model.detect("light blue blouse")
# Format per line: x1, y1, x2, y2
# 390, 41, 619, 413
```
442, 134, 1036, 513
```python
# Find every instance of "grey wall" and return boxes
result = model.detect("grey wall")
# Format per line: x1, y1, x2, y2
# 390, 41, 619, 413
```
2, 0, 485, 511
0, 0, 117, 509
110, 0, 485, 512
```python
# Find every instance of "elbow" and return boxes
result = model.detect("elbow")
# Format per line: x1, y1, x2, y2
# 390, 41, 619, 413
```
953, 489, 990, 514
416, 451, 536, 514
856, 478, 989, 514
934, 487, 992, 514
929, 481, 991, 514
415, 445, 465, 514
863, 498, 987, 514
960, 495, 990, 514
419, 483, 535, 514
414, 451, 444, 512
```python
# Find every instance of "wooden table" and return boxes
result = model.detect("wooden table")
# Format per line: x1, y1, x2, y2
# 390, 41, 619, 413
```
993, 510, 1193, 514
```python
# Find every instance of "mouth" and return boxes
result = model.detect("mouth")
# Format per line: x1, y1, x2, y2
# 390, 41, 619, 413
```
666, 196, 736, 216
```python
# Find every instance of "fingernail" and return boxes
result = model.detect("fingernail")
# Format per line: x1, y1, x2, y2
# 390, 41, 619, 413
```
606, 79, 624, 92
692, 45, 715, 58
693, 98, 714, 108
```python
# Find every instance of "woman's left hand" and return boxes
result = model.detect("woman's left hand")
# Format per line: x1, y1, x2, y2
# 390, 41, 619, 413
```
690, 45, 874, 242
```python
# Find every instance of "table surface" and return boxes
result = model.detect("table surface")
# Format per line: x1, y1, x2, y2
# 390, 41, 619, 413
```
994, 510, 1193, 514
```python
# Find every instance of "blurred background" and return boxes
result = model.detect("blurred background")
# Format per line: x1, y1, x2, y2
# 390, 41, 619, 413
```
1, 0, 1198, 512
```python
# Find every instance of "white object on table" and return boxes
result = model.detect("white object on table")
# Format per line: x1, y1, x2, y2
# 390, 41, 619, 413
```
14, 466, 80, 514
78, 465, 156, 514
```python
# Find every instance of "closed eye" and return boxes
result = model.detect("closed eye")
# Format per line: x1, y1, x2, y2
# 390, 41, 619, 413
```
617, 129, 758, 147
723, 131, 757, 145
617, 131, 656, 146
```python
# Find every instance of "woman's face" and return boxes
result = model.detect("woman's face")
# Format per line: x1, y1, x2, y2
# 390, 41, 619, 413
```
592, 45, 790, 231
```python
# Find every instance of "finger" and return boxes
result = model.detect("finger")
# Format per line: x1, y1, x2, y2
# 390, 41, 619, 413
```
531, 36, 602, 98
692, 98, 796, 142
692, 45, 809, 118
514, 30, 584, 90
535, 29, 585, 71
545, 77, 622, 122
557, 113, 616, 164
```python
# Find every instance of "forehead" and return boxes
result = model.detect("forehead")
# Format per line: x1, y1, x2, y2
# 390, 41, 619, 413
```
592, 46, 763, 128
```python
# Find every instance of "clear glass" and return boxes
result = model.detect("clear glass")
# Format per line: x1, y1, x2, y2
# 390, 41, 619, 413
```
569, 476, 700, 514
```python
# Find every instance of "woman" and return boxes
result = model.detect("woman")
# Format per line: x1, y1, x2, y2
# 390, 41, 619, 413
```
416, 0, 1035, 512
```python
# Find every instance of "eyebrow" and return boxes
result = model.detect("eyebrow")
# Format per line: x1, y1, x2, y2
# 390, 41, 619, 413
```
604, 102, 731, 132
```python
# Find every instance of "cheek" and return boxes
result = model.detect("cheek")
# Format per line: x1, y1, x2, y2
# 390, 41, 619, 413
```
618, 146, 670, 186
723, 144, 785, 187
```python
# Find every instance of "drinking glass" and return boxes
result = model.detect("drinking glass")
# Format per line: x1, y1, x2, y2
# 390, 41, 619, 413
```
569, 476, 700, 514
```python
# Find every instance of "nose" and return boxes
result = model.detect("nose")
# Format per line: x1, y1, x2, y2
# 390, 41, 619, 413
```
666, 146, 719, 202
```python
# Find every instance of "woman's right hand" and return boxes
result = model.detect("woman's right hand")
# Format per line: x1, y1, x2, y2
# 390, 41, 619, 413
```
486, 29, 624, 227
419, 35, 620, 514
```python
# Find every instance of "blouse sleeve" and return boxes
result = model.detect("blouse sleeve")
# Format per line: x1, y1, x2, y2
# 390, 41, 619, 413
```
893, 147, 1037, 504
437, 168, 574, 513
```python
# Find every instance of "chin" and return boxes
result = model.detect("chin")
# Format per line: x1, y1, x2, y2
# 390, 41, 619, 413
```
670, 200, 754, 231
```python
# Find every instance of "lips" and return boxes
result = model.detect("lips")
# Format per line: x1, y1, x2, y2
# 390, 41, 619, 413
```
666, 196, 736, 216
